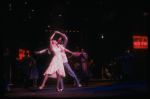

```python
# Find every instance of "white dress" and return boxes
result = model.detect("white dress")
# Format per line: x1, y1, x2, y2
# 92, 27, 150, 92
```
43, 45, 66, 78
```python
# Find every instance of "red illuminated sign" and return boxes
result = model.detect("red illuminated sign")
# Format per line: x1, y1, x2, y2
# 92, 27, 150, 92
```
16, 49, 30, 60
133, 36, 148, 49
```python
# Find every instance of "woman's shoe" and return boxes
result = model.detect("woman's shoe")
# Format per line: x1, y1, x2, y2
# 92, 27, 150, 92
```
39, 85, 44, 89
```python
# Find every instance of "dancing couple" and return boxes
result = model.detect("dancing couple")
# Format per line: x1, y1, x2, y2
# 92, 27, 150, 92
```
35, 31, 81, 92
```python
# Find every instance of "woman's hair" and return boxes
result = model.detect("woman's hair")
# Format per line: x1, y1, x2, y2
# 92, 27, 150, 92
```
52, 40, 57, 44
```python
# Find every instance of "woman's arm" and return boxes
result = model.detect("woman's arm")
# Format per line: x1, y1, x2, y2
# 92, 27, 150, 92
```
50, 32, 56, 47
35, 48, 48, 54
34, 48, 51, 54
47, 48, 51, 54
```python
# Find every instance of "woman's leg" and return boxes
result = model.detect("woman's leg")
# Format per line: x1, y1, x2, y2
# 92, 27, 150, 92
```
56, 72, 61, 91
39, 74, 48, 89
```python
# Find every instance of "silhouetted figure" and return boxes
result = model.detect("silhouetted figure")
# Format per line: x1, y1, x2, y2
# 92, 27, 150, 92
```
122, 50, 135, 82
87, 59, 95, 80
81, 49, 88, 86
29, 56, 39, 88
3, 48, 10, 92
69, 47, 82, 86
22, 53, 33, 89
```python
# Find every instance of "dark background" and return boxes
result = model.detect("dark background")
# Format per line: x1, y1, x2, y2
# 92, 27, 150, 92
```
4, 1, 148, 81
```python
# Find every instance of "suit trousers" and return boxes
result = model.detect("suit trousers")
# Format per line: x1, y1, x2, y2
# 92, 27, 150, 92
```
60, 62, 80, 90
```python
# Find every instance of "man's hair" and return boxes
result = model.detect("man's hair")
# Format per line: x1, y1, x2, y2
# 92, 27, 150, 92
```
58, 36, 64, 42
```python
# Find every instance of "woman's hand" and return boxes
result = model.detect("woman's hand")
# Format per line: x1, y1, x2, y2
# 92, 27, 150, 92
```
55, 31, 63, 35
50, 32, 56, 39
34, 51, 40, 54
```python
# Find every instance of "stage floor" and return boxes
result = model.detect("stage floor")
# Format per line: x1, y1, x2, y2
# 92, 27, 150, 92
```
3, 80, 148, 98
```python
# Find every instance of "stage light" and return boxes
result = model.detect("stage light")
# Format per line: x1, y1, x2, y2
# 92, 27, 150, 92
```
25, 2, 27, 4
32, 9, 34, 12
101, 34, 104, 39
48, 25, 50, 28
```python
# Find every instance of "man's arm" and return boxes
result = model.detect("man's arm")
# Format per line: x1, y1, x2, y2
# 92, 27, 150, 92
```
64, 48, 73, 54
62, 33, 68, 47
59, 45, 73, 54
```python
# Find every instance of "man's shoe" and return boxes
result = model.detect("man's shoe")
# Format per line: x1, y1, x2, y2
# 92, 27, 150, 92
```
78, 84, 82, 87
60, 89, 63, 91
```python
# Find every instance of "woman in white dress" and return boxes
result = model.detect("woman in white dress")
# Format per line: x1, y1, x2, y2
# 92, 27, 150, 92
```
36, 32, 73, 92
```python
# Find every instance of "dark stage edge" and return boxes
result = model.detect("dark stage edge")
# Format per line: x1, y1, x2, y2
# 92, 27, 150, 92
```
3, 80, 148, 98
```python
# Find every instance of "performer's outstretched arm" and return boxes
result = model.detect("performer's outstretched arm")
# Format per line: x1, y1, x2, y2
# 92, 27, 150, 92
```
64, 48, 73, 54
35, 48, 51, 54
35, 32, 56, 55
59, 45, 73, 54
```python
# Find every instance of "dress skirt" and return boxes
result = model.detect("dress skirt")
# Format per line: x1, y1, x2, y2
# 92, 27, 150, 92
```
43, 54, 66, 78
